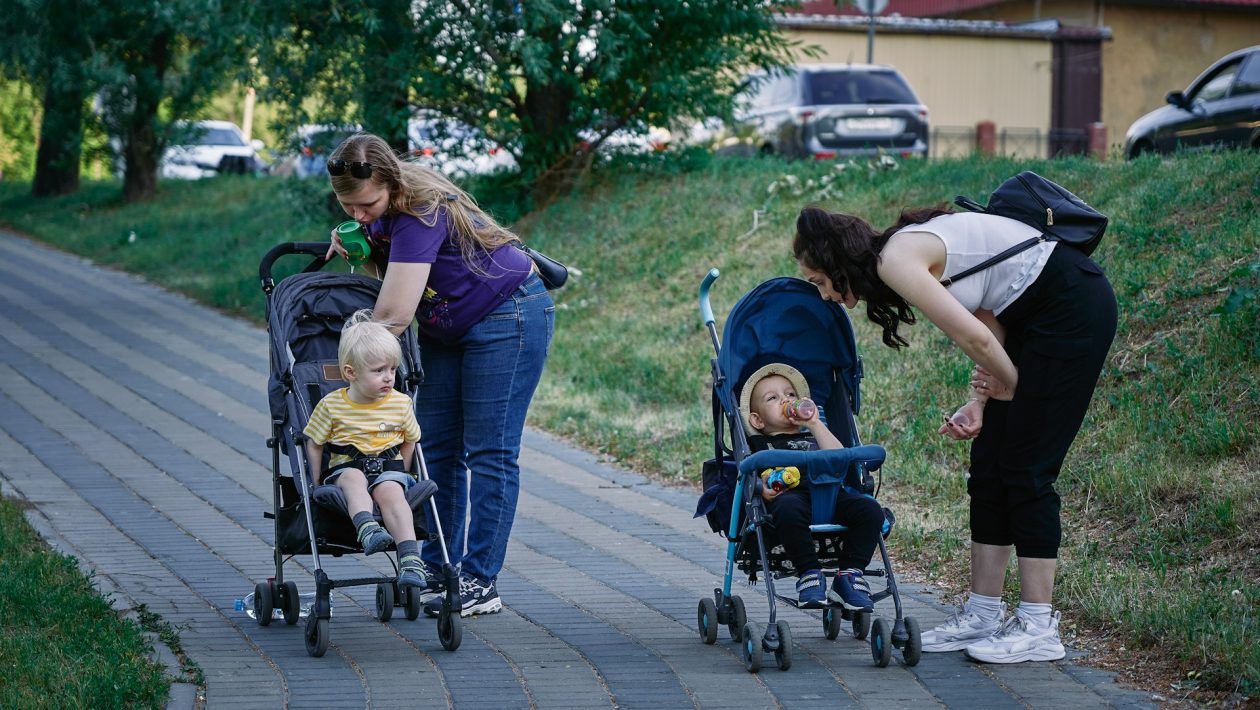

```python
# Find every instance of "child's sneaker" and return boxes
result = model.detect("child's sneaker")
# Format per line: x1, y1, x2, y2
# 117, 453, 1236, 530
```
828, 569, 874, 612
795, 570, 826, 609
922, 602, 1006, 652
397, 566, 425, 588
964, 611, 1066, 663
359, 525, 394, 556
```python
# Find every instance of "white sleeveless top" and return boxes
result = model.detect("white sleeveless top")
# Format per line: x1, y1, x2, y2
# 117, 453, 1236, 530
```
894, 212, 1057, 315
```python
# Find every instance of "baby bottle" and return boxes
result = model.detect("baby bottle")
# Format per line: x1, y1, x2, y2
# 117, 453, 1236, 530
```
335, 220, 371, 268
782, 398, 817, 421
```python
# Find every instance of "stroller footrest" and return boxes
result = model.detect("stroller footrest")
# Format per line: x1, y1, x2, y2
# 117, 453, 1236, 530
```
809, 523, 848, 534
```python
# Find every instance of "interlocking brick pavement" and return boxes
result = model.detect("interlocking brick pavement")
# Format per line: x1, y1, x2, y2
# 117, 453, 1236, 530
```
0, 230, 1155, 709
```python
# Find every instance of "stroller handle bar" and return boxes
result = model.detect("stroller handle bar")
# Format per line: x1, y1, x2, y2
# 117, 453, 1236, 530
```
699, 268, 720, 327
260, 242, 336, 294
738, 445, 886, 478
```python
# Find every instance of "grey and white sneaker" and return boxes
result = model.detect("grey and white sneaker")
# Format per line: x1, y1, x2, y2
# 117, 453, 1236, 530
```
921, 602, 1006, 652
424, 575, 503, 617
964, 611, 1066, 664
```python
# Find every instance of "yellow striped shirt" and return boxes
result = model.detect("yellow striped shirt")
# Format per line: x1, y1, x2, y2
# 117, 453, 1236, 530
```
303, 388, 421, 468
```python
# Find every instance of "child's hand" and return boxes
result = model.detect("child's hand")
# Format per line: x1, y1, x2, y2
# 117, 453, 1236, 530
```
759, 473, 780, 502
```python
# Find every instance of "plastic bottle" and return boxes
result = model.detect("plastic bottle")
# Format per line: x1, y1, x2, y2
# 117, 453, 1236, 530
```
762, 466, 801, 492
782, 398, 817, 421
335, 220, 371, 268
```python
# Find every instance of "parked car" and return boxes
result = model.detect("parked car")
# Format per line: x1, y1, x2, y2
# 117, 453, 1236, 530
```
160, 120, 268, 179
275, 124, 361, 179
407, 117, 516, 177
712, 63, 929, 160
1124, 45, 1260, 159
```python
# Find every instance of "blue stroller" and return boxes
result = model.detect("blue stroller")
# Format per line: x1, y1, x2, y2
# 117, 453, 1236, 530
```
693, 271, 922, 671
255, 242, 463, 657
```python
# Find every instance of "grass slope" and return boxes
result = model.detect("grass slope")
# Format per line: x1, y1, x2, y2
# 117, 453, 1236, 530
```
1, 150, 1257, 698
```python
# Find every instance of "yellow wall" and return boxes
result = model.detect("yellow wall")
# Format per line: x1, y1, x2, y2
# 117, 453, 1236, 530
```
1100, 6, 1260, 144
788, 29, 1054, 157
953, 1, 1260, 151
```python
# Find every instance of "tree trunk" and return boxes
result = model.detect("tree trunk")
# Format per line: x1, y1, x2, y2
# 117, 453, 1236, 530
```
32, 71, 85, 197
121, 33, 171, 203
521, 79, 579, 204
121, 112, 160, 203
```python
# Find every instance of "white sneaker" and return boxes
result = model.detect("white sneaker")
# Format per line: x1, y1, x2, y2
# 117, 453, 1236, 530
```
964, 611, 1066, 663
921, 602, 1006, 652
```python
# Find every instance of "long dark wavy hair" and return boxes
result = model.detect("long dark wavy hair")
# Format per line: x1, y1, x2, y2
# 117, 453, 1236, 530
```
792, 205, 951, 348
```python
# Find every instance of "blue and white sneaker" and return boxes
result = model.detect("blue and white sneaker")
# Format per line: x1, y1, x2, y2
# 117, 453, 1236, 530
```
829, 569, 874, 612
795, 570, 826, 609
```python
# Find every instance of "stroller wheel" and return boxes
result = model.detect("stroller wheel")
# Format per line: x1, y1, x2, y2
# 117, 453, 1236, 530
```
852, 610, 872, 640
404, 587, 423, 621
438, 606, 462, 651
305, 616, 329, 657
871, 616, 892, 668
823, 607, 841, 640
282, 582, 301, 626
375, 583, 395, 622
902, 616, 922, 667
725, 595, 747, 642
253, 581, 274, 627
774, 620, 793, 671
740, 622, 763, 673
697, 598, 719, 645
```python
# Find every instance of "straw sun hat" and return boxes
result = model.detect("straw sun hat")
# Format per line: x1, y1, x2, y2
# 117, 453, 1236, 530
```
738, 362, 811, 435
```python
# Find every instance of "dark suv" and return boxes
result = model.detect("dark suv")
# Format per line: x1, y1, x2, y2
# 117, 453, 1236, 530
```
729, 64, 929, 159
1124, 45, 1260, 159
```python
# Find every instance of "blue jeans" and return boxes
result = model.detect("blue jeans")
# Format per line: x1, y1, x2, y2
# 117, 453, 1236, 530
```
418, 273, 554, 583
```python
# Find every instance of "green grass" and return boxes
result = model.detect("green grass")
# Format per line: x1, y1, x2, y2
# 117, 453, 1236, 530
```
0, 495, 170, 709
2, 149, 1258, 696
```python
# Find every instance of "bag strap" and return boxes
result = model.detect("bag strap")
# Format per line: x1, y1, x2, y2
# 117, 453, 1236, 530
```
939, 236, 1043, 287
711, 390, 725, 467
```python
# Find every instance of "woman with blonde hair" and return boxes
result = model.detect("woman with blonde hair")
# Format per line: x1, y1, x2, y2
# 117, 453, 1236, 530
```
326, 133, 554, 617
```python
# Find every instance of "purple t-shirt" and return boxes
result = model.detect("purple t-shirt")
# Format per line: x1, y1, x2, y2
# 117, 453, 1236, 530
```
368, 208, 532, 343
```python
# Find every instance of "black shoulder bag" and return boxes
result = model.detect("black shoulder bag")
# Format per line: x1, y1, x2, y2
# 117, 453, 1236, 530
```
940, 171, 1108, 286
515, 241, 569, 290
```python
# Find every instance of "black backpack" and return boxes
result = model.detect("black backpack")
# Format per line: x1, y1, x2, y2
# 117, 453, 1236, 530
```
941, 171, 1108, 286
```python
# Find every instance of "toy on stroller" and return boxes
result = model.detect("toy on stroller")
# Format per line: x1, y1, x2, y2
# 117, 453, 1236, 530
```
693, 270, 922, 672
255, 242, 462, 657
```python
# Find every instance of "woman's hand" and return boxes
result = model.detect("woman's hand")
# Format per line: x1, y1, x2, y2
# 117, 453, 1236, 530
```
970, 365, 1013, 401
326, 228, 348, 261
938, 398, 985, 440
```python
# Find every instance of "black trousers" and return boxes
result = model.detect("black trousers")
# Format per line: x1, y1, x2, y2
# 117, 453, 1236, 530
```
767, 486, 885, 573
968, 245, 1117, 559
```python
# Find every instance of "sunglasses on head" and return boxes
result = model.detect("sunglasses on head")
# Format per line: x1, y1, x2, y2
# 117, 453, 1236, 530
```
326, 159, 374, 178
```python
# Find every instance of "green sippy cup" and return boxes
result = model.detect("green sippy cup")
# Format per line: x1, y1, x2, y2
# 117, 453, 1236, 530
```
335, 220, 371, 268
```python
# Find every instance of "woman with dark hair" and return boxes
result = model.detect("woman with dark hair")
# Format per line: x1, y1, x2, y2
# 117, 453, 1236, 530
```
792, 204, 1116, 664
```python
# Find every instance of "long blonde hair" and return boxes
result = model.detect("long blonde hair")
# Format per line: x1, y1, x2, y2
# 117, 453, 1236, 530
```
328, 133, 516, 268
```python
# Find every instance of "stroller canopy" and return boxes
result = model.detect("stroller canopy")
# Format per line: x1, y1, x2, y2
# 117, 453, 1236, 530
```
716, 277, 863, 427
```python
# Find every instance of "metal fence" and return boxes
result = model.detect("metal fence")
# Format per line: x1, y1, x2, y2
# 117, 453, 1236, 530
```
930, 126, 1090, 160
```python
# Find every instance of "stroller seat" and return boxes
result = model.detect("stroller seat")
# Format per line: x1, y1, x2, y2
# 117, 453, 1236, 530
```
310, 479, 438, 551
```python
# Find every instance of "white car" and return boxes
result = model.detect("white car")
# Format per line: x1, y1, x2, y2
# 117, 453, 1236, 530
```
407, 118, 516, 178
161, 120, 268, 179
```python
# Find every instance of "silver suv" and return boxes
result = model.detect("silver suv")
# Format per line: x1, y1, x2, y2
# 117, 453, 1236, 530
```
728, 64, 929, 159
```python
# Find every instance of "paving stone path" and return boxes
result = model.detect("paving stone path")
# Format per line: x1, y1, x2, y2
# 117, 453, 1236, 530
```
0, 230, 1156, 709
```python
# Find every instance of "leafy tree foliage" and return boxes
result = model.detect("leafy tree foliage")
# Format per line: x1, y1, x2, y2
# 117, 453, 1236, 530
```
254, 0, 430, 152
0, 0, 98, 195
410, 0, 801, 188
91, 0, 256, 201
257, 0, 802, 194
